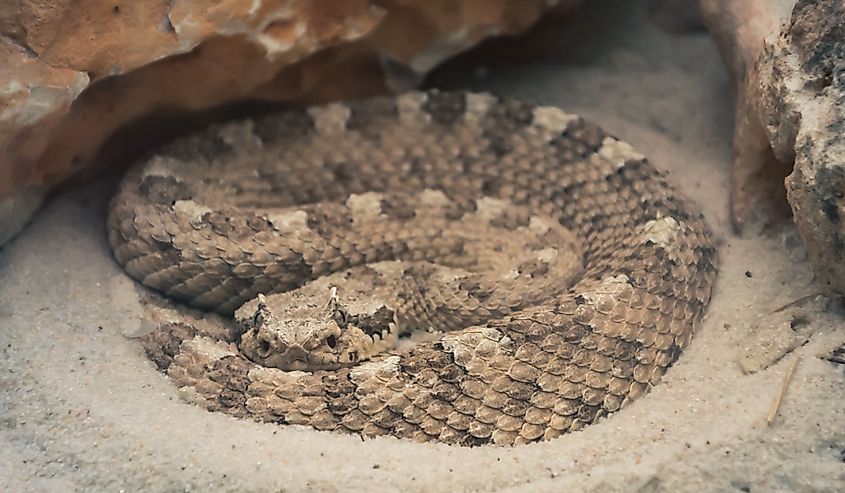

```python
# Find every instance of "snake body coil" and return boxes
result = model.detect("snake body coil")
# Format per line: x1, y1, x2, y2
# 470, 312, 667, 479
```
108, 90, 717, 446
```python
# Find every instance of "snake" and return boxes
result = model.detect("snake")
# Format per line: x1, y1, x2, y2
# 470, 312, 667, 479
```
107, 90, 717, 446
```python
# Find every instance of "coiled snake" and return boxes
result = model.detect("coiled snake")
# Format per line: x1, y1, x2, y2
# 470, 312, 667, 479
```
108, 90, 717, 446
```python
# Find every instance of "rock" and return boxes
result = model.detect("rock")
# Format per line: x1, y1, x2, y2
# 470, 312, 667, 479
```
702, 0, 845, 295
700, 0, 795, 232
776, 2, 845, 296
0, 0, 573, 245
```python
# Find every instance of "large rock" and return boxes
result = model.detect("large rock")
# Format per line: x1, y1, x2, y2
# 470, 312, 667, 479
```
702, 0, 845, 295
0, 0, 574, 245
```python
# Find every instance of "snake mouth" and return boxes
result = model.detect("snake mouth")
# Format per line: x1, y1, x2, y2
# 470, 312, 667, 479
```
241, 341, 341, 371
238, 323, 350, 371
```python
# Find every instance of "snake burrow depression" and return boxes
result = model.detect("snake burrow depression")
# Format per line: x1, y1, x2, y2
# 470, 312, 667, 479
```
107, 90, 717, 446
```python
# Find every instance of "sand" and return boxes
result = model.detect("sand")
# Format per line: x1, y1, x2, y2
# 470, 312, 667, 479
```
1, 2, 843, 491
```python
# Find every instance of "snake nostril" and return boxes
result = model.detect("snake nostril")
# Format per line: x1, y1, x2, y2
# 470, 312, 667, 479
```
326, 335, 337, 349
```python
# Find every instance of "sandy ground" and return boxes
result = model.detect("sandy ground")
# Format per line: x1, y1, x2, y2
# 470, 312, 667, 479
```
1, 2, 843, 492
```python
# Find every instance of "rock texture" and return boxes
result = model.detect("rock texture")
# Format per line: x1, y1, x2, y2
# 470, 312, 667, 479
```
702, 0, 845, 295
0, 0, 574, 245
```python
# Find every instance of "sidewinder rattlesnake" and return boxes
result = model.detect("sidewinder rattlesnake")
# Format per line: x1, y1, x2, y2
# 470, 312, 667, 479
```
108, 90, 717, 446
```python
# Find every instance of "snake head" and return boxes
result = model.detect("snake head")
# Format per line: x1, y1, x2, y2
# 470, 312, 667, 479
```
237, 292, 374, 371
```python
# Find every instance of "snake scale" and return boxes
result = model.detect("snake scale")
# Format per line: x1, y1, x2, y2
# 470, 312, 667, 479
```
108, 90, 717, 446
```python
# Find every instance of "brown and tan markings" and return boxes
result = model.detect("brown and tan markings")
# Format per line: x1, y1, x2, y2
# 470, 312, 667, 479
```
109, 90, 717, 446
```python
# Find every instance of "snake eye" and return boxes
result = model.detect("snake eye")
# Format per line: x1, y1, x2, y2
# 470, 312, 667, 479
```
326, 335, 337, 349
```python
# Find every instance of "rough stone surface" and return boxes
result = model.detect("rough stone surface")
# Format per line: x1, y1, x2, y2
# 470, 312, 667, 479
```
775, 1, 845, 296
0, 0, 573, 245
702, 0, 845, 295
700, 0, 795, 232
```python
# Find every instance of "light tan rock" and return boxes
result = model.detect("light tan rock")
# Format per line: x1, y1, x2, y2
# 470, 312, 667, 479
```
701, 0, 795, 232
703, 0, 845, 295
0, 0, 572, 244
